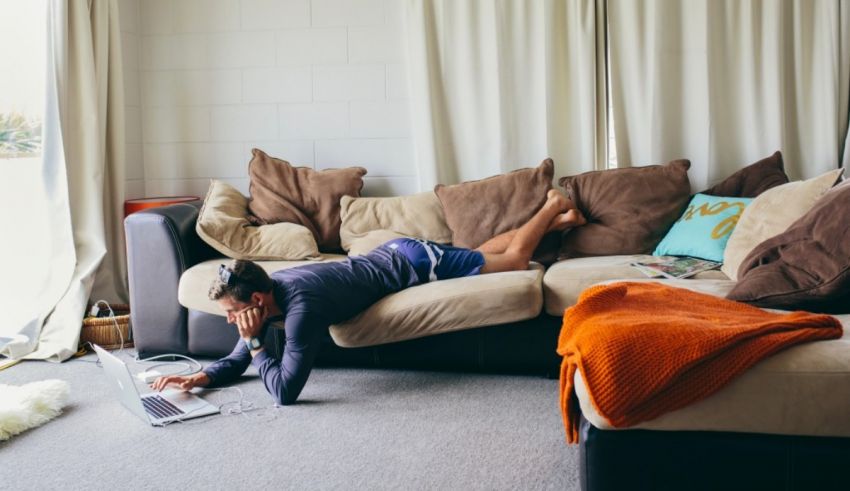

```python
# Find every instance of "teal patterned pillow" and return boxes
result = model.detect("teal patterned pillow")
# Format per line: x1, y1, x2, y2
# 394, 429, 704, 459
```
653, 193, 753, 262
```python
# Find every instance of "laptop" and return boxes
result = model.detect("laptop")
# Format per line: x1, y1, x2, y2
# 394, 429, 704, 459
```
93, 344, 219, 426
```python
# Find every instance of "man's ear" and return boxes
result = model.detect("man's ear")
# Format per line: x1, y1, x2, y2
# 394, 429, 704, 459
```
252, 292, 264, 306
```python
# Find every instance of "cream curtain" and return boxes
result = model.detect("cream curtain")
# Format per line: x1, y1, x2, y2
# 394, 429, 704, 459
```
405, 0, 607, 188
0, 0, 126, 361
608, 0, 850, 189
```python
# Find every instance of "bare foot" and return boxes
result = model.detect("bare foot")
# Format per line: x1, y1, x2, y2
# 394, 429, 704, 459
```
546, 189, 569, 212
547, 210, 587, 232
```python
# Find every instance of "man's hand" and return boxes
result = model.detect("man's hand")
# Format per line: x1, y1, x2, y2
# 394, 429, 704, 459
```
235, 305, 268, 341
150, 372, 210, 392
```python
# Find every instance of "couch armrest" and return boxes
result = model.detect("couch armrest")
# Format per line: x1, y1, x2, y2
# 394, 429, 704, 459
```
125, 201, 219, 356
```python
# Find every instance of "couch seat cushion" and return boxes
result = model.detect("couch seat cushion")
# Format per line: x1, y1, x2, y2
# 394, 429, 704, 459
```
180, 258, 544, 348
543, 255, 730, 315
572, 280, 850, 438
178, 255, 348, 315
329, 263, 544, 347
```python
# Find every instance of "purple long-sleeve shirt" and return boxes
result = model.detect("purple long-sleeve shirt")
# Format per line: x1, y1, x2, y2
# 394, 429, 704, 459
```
202, 245, 419, 405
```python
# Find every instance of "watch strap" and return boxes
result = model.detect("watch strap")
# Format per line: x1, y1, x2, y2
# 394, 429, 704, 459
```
245, 337, 263, 350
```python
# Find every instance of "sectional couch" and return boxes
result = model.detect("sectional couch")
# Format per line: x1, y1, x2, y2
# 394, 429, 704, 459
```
125, 191, 850, 489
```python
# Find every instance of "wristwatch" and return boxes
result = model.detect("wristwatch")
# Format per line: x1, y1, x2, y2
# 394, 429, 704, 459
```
245, 337, 263, 350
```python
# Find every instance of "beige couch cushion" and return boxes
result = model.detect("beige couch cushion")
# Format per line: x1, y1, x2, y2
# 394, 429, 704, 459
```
180, 257, 544, 347
721, 168, 843, 280
196, 180, 321, 261
339, 192, 452, 251
574, 280, 850, 437
178, 255, 348, 315
542, 255, 730, 316
329, 263, 545, 347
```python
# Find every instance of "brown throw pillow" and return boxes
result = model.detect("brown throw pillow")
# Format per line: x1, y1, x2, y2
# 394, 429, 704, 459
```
557, 160, 692, 259
246, 148, 367, 251
727, 179, 850, 313
434, 159, 557, 264
702, 151, 789, 198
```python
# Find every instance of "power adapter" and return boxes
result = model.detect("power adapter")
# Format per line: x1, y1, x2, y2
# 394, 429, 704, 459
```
137, 370, 162, 384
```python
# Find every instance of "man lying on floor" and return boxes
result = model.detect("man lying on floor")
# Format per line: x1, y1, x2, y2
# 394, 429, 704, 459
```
151, 190, 585, 405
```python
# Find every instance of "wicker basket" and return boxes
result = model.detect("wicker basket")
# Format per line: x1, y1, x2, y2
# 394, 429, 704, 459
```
80, 303, 133, 350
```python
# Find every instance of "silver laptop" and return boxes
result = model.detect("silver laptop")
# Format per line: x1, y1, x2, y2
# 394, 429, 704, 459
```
93, 344, 219, 426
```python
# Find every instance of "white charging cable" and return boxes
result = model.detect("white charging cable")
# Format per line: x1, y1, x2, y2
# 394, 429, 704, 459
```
85, 299, 203, 380
154, 387, 282, 427
82, 300, 268, 423
89, 299, 126, 358
133, 353, 203, 383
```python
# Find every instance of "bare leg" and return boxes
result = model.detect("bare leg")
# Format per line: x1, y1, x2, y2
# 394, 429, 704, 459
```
478, 191, 574, 274
475, 229, 518, 255
476, 198, 586, 255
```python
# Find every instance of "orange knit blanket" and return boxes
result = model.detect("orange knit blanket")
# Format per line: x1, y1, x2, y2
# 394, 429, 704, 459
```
557, 282, 842, 443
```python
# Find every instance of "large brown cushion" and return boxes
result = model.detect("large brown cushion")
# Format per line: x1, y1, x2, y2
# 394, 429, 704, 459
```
246, 148, 367, 251
557, 160, 691, 259
727, 179, 850, 313
196, 180, 321, 261
702, 151, 789, 198
721, 169, 843, 280
434, 159, 557, 263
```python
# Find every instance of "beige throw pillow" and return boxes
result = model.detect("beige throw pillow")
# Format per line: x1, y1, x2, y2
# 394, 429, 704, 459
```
197, 180, 321, 261
722, 169, 843, 280
347, 230, 407, 257
339, 192, 452, 252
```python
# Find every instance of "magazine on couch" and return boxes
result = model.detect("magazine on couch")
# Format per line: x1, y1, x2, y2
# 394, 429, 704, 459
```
631, 256, 722, 279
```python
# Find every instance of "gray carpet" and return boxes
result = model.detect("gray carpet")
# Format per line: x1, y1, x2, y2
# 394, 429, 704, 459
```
0, 351, 579, 490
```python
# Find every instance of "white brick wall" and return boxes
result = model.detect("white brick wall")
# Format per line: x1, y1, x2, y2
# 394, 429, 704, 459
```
128, 0, 414, 198
119, 0, 145, 199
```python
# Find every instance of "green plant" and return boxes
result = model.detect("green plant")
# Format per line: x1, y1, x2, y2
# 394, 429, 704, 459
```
0, 112, 42, 157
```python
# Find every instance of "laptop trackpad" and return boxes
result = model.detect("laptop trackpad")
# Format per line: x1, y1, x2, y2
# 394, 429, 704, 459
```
160, 388, 214, 411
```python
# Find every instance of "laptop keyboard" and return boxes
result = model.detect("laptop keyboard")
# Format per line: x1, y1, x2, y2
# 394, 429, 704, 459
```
142, 394, 185, 419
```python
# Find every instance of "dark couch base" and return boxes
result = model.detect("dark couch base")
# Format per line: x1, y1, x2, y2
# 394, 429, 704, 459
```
138, 310, 564, 377
579, 416, 850, 491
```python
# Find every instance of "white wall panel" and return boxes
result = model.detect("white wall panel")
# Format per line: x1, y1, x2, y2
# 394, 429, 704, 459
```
135, 0, 413, 198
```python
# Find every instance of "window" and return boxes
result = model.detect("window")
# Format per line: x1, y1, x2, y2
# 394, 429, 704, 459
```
0, 0, 48, 326
0, 0, 45, 159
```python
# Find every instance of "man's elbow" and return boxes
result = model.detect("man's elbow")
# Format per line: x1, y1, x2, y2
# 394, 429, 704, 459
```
274, 390, 300, 406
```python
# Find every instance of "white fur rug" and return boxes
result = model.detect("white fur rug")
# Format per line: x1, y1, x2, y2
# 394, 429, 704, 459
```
0, 379, 70, 441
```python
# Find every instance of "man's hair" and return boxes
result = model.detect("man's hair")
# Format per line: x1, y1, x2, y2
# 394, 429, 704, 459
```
208, 259, 273, 302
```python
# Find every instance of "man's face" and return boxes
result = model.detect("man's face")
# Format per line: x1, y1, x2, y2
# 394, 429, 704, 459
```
218, 295, 255, 325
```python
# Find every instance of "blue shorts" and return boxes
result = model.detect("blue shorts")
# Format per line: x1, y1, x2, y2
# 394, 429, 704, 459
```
383, 238, 485, 284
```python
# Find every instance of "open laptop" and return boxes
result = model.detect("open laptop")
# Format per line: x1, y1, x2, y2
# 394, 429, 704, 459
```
93, 344, 219, 426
